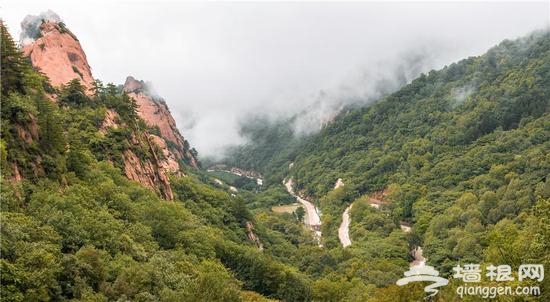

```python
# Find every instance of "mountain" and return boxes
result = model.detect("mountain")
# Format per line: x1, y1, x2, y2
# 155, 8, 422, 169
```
21, 12, 94, 90
14, 14, 198, 199
2, 10, 549, 302
123, 76, 199, 169
222, 30, 550, 299
1, 17, 312, 302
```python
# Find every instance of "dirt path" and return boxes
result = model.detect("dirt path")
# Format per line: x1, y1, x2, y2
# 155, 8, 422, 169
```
338, 204, 352, 247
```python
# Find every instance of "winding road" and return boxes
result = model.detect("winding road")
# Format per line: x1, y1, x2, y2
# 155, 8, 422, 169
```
284, 178, 322, 244
284, 172, 427, 264
338, 204, 353, 247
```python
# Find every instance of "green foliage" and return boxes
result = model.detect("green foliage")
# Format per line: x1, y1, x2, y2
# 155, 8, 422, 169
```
58, 79, 89, 107
1, 27, 308, 301
208, 170, 259, 190
72, 65, 84, 79
1, 22, 31, 96
221, 30, 550, 300
216, 241, 313, 301
2, 21, 549, 301
223, 116, 301, 184
36, 96, 66, 165
1, 212, 62, 301
0, 159, 291, 300
295, 206, 305, 222
243, 185, 295, 209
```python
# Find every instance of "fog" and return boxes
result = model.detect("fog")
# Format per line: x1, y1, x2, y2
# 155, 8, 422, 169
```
2, 1, 549, 158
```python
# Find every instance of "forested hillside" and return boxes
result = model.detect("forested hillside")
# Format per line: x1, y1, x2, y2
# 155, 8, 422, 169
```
223, 30, 550, 300
293, 31, 550, 198
2, 15, 549, 301
223, 117, 300, 185
0, 22, 314, 301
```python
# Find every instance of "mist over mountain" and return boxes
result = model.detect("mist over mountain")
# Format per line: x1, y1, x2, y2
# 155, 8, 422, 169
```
3, 1, 549, 158
2, 2, 550, 301
19, 9, 61, 45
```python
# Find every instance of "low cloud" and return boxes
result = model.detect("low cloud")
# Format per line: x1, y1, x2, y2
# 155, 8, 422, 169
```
289, 47, 443, 135
3, 2, 548, 159
20, 9, 61, 45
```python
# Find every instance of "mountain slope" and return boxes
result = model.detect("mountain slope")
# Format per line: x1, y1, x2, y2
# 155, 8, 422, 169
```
223, 30, 550, 299
3, 12, 550, 301
123, 76, 199, 169
14, 14, 199, 199
292, 31, 550, 199
1, 20, 313, 301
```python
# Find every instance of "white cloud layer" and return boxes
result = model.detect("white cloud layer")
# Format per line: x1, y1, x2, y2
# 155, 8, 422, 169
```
2, 1, 549, 157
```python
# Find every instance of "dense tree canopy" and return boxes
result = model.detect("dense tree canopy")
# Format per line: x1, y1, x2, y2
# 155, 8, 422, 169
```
222, 30, 550, 300
2, 20, 549, 301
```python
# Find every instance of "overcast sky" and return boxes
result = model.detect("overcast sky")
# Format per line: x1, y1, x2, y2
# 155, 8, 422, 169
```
2, 1, 549, 157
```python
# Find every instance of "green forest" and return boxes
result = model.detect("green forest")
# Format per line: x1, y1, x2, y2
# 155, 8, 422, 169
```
224, 30, 550, 301
2, 17, 550, 302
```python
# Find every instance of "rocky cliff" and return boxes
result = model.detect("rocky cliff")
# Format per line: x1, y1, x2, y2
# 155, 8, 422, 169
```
21, 11, 94, 91
123, 76, 199, 169
18, 12, 198, 200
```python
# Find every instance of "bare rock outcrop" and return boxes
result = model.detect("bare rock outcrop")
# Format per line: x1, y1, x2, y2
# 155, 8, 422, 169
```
18, 11, 198, 200
245, 221, 264, 251
149, 134, 181, 174
123, 76, 199, 168
21, 13, 94, 91
123, 149, 174, 200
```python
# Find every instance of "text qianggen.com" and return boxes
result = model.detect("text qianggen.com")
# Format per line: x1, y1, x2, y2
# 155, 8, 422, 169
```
456, 285, 540, 299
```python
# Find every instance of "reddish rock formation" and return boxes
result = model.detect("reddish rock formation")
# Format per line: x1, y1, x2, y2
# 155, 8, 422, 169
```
18, 12, 198, 200
123, 76, 199, 168
97, 108, 177, 200
122, 149, 174, 201
100, 109, 120, 132
22, 20, 94, 91
99, 108, 181, 200
97, 78, 199, 201
149, 134, 181, 174
11, 163, 22, 182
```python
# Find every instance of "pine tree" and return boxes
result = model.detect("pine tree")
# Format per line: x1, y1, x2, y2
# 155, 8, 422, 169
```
0, 21, 28, 96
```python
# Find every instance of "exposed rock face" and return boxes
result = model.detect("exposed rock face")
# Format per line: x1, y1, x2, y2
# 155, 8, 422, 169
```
99, 109, 176, 199
100, 109, 120, 132
123, 76, 199, 169
98, 109, 177, 200
11, 163, 22, 182
18, 12, 199, 200
123, 149, 174, 201
334, 178, 344, 190
21, 18, 94, 91
149, 134, 181, 174
245, 221, 264, 251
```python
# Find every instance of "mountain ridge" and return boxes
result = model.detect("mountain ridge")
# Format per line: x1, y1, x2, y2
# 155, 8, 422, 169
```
220, 30, 550, 299
2, 11, 549, 301
13, 14, 199, 199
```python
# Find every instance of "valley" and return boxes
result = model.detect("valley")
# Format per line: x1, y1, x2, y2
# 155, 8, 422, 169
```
1, 7, 549, 302
219, 27, 550, 301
